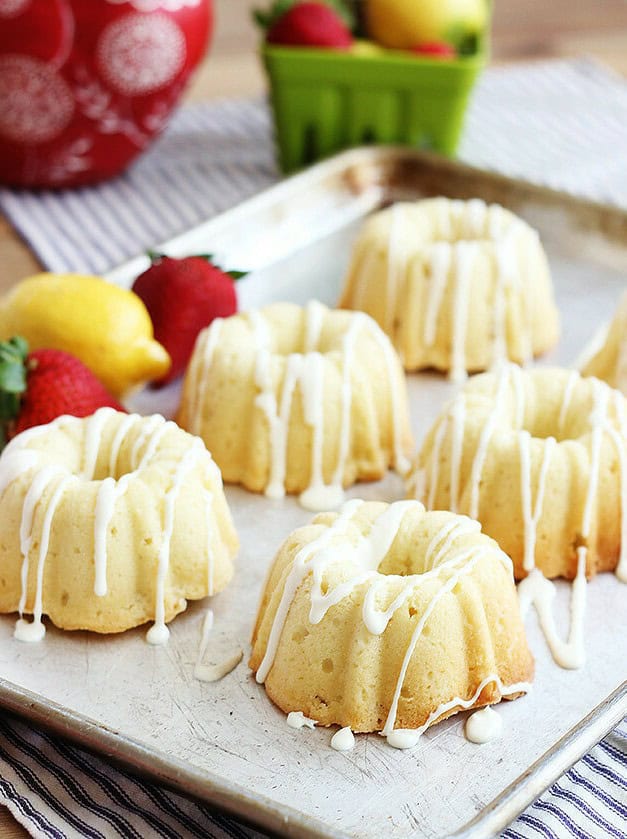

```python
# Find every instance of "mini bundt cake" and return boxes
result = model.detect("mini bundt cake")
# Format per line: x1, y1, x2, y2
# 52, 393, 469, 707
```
581, 291, 626, 394
339, 198, 559, 380
250, 499, 533, 747
0, 408, 238, 643
409, 365, 627, 583
178, 301, 414, 511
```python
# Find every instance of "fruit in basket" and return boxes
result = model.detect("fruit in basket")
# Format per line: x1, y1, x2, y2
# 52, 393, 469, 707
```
255, 1, 354, 48
0, 337, 124, 446
132, 254, 240, 387
365, 0, 488, 51
0, 273, 170, 397
410, 41, 457, 58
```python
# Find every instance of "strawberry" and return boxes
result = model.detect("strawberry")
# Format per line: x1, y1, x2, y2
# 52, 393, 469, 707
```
132, 254, 240, 388
0, 337, 124, 447
256, 1, 354, 49
410, 41, 457, 59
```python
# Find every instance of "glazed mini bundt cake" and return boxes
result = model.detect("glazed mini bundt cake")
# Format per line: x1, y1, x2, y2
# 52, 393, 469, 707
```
178, 301, 414, 511
250, 499, 534, 747
0, 408, 238, 642
581, 290, 626, 394
408, 365, 627, 583
339, 198, 559, 380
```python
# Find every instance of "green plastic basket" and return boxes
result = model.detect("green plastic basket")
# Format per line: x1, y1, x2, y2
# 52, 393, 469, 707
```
263, 43, 487, 173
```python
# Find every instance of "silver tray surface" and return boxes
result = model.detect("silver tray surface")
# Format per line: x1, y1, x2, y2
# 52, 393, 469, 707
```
1, 147, 626, 839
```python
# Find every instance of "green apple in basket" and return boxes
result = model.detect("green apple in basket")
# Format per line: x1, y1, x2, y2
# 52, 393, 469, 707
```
365, 0, 489, 53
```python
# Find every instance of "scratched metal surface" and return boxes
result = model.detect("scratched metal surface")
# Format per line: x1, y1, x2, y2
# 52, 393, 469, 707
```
1, 149, 626, 839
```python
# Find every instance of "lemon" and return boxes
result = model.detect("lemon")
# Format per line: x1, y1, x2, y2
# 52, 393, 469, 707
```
366, 0, 488, 50
350, 39, 386, 57
0, 273, 171, 397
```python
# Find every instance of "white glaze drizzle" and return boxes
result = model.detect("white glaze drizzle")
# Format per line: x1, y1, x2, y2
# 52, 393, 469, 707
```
449, 242, 477, 383
519, 432, 556, 573
423, 243, 450, 348
147, 438, 204, 645
93, 415, 174, 598
385, 675, 530, 750
193, 609, 243, 683
1, 409, 223, 643
468, 366, 511, 518
249, 305, 408, 508
379, 200, 534, 377
17, 465, 66, 616
419, 367, 626, 670
15, 475, 77, 642
331, 727, 355, 752
558, 370, 579, 437
287, 711, 317, 730
518, 378, 611, 669
257, 500, 520, 745
448, 397, 466, 514
81, 408, 115, 479
188, 319, 223, 437
465, 705, 503, 744
384, 203, 406, 335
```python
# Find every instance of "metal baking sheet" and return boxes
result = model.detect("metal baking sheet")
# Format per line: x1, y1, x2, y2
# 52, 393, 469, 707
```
1, 148, 626, 839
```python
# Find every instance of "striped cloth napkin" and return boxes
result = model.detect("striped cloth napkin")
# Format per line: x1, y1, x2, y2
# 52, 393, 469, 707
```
2, 58, 627, 275
0, 57, 626, 838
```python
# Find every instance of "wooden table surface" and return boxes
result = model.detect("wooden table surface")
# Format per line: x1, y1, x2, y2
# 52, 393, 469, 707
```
1, 1, 627, 836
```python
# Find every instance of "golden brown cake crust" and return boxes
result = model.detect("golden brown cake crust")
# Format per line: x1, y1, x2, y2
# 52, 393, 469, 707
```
250, 501, 534, 734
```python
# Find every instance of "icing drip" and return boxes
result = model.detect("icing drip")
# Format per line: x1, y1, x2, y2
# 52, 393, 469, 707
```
519, 379, 610, 669
449, 242, 477, 383
81, 408, 115, 479
465, 706, 503, 744
287, 711, 317, 730
93, 415, 173, 598
558, 370, 578, 436
147, 438, 204, 645
331, 727, 355, 752
423, 243, 451, 348
250, 306, 408, 507
385, 203, 406, 335
15, 475, 76, 643
298, 352, 330, 511
385, 675, 530, 750
188, 319, 223, 436
193, 609, 243, 682
448, 397, 466, 514
519, 432, 556, 572
468, 366, 511, 518
18, 465, 66, 616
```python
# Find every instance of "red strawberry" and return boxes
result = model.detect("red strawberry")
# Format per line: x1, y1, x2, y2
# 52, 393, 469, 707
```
410, 42, 457, 59
260, 1, 353, 49
0, 337, 124, 446
132, 254, 239, 388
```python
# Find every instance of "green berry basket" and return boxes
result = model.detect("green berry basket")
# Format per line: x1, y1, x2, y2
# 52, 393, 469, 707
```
263, 42, 487, 173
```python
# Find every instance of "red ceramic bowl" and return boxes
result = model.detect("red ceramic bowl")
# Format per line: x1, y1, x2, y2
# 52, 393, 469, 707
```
0, 0, 212, 188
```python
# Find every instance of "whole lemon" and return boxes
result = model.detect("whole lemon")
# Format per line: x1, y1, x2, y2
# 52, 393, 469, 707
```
0, 273, 171, 397
366, 0, 488, 50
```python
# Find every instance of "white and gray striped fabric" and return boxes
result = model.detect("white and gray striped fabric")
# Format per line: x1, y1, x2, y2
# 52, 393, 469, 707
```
2, 58, 627, 276
0, 57, 626, 838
